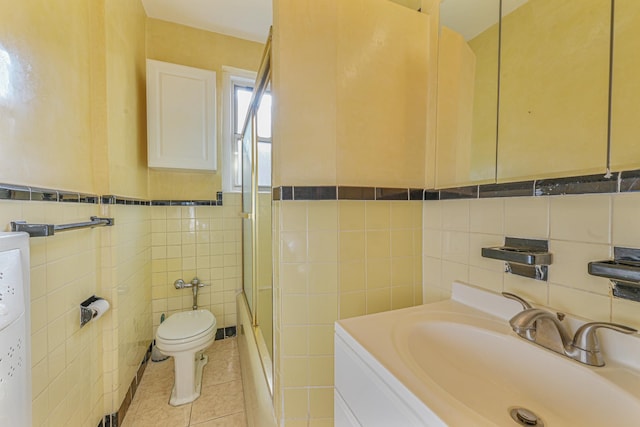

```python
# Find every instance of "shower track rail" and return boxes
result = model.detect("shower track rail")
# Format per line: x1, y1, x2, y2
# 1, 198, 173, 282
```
10, 217, 115, 237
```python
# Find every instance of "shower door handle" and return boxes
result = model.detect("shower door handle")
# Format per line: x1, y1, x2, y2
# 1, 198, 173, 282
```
239, 212, 252, 219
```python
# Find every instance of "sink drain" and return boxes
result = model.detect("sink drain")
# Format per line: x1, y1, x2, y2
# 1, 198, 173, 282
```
509, 407, 544, 426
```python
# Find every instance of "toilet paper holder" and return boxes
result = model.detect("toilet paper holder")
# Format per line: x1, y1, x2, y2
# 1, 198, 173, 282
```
80, 295, 109, 328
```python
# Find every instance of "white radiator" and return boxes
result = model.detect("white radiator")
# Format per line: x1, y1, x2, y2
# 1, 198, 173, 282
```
0, 233, 31, 427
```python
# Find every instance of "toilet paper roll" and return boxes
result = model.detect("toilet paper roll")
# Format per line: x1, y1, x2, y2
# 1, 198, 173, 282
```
88, 298, 110, 320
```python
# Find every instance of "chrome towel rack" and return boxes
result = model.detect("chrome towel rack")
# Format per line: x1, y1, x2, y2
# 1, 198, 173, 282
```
10, 216, 115, 237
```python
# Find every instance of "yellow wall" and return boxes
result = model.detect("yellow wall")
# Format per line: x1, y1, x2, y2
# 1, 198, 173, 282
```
0, 0, 148, 198
0, 0, 152, 424
272, 1, 430, 423
105, 0, 149, 199
273, 0, 430, 188
0, 0, 97, 193
145, 19, 264, 200
389, 0, 422, 11
272, 0, 338, 187
336, 0, 430, 188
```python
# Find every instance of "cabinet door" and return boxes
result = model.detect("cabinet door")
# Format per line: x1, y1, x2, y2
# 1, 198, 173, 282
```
497, 0, 610, 182
435, 1, 500, 189
610, 0, 640, 171
146, 59, 217, 171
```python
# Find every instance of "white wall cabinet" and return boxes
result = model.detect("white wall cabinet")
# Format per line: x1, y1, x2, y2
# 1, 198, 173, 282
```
146, 59, 217, 171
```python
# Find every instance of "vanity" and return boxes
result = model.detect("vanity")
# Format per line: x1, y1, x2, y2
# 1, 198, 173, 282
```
334, 282, 640, 426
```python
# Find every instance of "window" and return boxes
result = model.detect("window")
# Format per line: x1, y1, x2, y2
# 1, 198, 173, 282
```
222, 66, 272, 193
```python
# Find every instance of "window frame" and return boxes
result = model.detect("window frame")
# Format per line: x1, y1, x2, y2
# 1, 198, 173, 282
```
222, 66, 272, 193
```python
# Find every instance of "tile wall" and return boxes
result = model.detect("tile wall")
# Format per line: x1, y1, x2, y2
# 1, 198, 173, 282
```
423, 192, 640, 329
100, 204, 152, 415
150, 194, 243, 336
0, 200, 105, 427
0, 191, 241, 426
273, 199, 423, 425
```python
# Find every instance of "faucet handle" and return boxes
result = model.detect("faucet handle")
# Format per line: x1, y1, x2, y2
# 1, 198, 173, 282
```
190, 277, 207, 287
572, 322, 637, 354
502, 292, 532, 310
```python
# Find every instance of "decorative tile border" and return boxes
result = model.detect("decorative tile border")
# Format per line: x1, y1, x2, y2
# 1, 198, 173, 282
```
376, 187, 409, 200
101, 195, 151, 206
214, 325, 238, 340
294, 186, 336, 200
479, 181, 534, 198
409, 189, 425, 200
620, 169, 640, 192
424, 170, 640, 201
535, 173, 618, 196
440, 186, 478, 200
149, 200, 219, 206
5, 169, 640, 208
273, 186, 424, 201
338, 186, 375, 200
0, 184, 223, 206
0, 183, 100, 203
101, 342, 152, 427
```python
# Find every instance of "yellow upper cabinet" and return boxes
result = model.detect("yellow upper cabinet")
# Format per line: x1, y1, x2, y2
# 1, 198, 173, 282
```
610, 0, 640, 171
435, 0, 500, 189
497, 0, 610, 183
273, 0, 430, 188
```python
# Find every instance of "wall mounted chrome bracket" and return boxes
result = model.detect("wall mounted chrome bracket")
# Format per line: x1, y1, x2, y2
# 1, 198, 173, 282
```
79, 295, 109, 328
482, 237, 552, 281
589, 247, 640, 303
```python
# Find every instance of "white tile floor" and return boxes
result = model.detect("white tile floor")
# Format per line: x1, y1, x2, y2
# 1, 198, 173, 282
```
121, 337, 247, 427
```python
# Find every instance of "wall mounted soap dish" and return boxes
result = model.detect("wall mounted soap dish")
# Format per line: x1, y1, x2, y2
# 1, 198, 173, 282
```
589, 247, 640, 302
482, 237, 552, 281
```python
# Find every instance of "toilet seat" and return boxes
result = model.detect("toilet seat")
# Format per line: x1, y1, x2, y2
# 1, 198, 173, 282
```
157, 310, 215, 342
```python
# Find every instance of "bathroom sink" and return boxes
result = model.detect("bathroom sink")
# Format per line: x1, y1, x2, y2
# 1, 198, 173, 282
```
393, 313, 640, 426
336, 282, 640, 427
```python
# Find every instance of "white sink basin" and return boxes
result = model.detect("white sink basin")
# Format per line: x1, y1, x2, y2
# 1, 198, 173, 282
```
336, 282, 640, 427
395, 313, 640, 426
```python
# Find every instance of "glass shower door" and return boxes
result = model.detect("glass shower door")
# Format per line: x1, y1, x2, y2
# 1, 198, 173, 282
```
242, 115, 257, 316
239, 30, 273, 394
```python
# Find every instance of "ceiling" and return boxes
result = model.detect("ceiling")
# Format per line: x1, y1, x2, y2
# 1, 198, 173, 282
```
141, 0, 529, 45
141, 0, 273, 43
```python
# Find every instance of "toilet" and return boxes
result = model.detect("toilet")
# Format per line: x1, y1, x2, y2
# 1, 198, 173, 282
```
155, 309, 217, 406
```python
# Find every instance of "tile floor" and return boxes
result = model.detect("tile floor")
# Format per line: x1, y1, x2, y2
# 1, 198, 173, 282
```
121, 337, 247, 427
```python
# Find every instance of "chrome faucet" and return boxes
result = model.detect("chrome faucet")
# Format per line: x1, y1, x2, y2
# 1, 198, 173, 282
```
174, 277, 207, 310
571, 322, 637, 366
505, 293, 638, 366
509, 307, 573, 348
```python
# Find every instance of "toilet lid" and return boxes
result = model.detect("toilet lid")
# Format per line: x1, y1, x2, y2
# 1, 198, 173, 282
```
157, 310, 216, 341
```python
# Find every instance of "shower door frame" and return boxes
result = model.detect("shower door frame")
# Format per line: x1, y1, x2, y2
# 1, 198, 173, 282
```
239, 30, 273, 393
